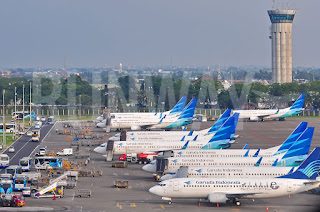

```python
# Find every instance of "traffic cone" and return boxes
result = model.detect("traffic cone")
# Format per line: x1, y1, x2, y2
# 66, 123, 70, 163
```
288, 195, 290, 199
266, 206, 269, 212
53, 194, 56, 200
217, 203, 219, 208
198, 200, 200, 207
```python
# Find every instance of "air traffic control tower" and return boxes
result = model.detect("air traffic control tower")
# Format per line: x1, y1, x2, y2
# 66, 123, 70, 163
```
268, 10, 296, 83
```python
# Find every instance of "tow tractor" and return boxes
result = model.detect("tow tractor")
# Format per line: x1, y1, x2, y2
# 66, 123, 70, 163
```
119, 153, 158, 164
0, 194, 25, 207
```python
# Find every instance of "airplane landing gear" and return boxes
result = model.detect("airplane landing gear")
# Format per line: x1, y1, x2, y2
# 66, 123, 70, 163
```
168, 200, 172, 205
232, 199, 241, 206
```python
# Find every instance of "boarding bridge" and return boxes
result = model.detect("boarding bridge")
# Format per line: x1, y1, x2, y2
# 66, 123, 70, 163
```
35, 171, 78, 198
156, 158, 168, 175
120, 130, 127, 141
105, 140, 114, 162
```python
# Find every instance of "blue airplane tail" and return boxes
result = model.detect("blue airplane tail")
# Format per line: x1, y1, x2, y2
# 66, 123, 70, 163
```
274, 122, 308, 155
201, 114, 236, 149
178, 98, 197, 120
278, 147, 320, 180
169, 96, 187, 115
281, 127, 314, 160
230, 113, 239, 138
290, 94, 305, 110
207, 109, 231, 134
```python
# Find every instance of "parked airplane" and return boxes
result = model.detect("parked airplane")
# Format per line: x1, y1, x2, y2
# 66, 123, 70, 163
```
96, 113, 238, 156
157, 122, 307, 158
96, 96, 187, 122
108, 98, 197, 131
233, 93, 305, 121
108, 109, 232, 142
94, 110, 234, 154
142, 127, 313, 174
160, 146, 320, 181
149, 147, 320, 206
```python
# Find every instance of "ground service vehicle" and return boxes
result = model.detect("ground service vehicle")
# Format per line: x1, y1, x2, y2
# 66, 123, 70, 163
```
22, 187, 31, 196
0, 123, 15, 133
32, 130, 40, 142
114, 180, 129, 188
13, 175, 26, 191
0, 154, 9, 168
77, 189, 91, 198
0, 194, 25, 207
57, 148, 73, 156
137, 153, 158, 164
34, 157, 63, 169
12, 111, 35, 120
48, 116, 54, 124
8, 146, 15, 153
0, 180, 13, 194
5, 166, 22, 176
19, 157, 31, 171
112, 161, 127, 168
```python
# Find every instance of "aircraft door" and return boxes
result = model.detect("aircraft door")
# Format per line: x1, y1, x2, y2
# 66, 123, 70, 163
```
173, 180, 179, 191
287, 181, 292, 192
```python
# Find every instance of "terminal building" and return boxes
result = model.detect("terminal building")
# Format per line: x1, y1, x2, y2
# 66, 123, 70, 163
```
268, 9, 296, 84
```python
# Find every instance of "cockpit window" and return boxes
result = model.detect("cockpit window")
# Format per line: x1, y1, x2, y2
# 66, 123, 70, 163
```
101, 145, 105, 147
158, 183, 166, 187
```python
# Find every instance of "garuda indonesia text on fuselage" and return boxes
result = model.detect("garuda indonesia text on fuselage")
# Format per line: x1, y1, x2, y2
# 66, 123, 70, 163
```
143, 127, 314, 174
109, 98, 197, 131
160, 147, 320, 181
94, 109, 233, 154
149, 147, 320, 206
233, 93, 305, 121
110, 113, 239, 156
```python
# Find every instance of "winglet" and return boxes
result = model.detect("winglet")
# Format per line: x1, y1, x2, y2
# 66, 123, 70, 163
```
182, 126, 186, 131
254, 157, 263, 167
188, 130, 194, 136
193, 135, 198, 141
181, 140, 189, 150
181, 136, 185, 141
244, 150, 249, 157
272, 159, 279, 167
242, 143, 248, 150
253, 149, 260, 157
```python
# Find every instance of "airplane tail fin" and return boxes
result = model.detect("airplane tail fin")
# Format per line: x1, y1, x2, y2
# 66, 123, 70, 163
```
274, 122, 308, 155
289, 94, 305, 110
178, 98, 197, 120
169, 96, 187, 115
207, 109, 231, 134
281, 127, 314, 160
207, 114, 235, 143
230, 113, 239, 138
279, 147, 320, 180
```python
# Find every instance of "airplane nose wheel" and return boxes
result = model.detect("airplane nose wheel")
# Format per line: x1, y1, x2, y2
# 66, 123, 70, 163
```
233, 199, 241, 206
168, 200, 172, 205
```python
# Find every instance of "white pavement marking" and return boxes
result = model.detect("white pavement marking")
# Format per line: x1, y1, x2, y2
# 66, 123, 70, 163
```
9, 139, 31, 162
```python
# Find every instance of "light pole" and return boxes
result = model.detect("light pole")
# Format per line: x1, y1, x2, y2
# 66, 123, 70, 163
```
14, 86, 17, 136
79, 95, 81, 117
29, 82, 32, 126
22, 84, 25, 131
2, 89, 5, 150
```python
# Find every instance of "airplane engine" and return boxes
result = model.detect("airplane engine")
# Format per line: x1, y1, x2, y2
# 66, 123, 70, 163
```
208, 193, 228, 204
131, 126, 141, 131
249, 116, 259, 121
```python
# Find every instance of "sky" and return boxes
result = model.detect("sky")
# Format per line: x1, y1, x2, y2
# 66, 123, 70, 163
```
0, 0, 319, 68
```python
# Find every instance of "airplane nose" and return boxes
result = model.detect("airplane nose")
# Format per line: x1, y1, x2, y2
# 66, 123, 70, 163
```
142, 164, 155, 173
93, 147, 102, 154
149, 186, 159, 196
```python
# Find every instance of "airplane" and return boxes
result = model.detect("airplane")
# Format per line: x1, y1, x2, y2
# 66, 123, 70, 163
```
94, 113, 238, 156
94, 110, 234, 154
108, 98, 197, 131
142, 127, 314, 174
149, 147, 320, 206
108, 109, 232, 142
160, 145, 320, 181
96, 96, 187, 122
233, 93, 305, 121
157, 122, 307, 158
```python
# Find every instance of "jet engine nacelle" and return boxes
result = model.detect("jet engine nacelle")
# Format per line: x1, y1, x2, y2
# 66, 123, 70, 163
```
208, 193, 228, 204
249, 116, 259, 121
131, 126, 142, 131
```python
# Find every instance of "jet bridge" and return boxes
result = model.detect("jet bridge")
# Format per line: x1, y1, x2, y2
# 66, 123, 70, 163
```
156, 158, 168, 175
105, 140, 114, 162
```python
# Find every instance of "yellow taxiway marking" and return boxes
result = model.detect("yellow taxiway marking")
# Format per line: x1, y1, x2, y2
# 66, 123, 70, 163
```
119, 205, 122, 209
160, 204, 165, 209
131, 203, 136, 207
231, 209, 239, 211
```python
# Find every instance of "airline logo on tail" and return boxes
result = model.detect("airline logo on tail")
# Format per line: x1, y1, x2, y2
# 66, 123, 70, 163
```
207, 109, 231, 134
278, 94, 305, 118
279, 147, 320, 180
